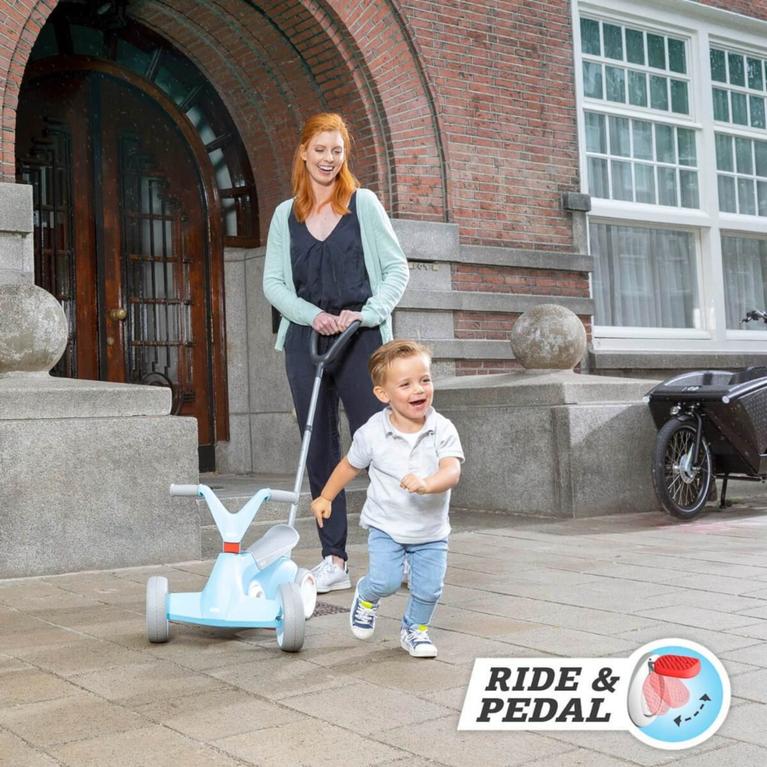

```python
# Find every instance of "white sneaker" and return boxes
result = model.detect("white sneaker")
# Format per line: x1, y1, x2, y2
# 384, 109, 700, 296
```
311, 555, 351, 593
400, 623, 438, 658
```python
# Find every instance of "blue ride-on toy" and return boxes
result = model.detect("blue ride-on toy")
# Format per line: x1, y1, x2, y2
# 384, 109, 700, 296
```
146, 322, 361, 652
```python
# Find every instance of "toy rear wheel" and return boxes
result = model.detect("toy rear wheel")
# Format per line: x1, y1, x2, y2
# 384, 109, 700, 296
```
652, 417, 712, 519
146, 576, 170, 643
276, 582, 305, 652
295, 567, 317, 619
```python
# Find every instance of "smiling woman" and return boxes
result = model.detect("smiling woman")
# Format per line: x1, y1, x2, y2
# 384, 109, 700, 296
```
263, 112, 409, 592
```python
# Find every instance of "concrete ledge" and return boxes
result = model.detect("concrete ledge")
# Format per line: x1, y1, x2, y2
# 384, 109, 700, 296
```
391, 218, 459, 261
0, 376, 172, 419
400, 289, 593, 315
590, 350, 767, 371
460, 245, 593, 272
430, 339, 513, 360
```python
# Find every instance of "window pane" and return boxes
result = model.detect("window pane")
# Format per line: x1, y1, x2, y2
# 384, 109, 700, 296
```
756, 140, 767, 177
710, 49, 726, 82
626, 28, 645, 65
748, 57, 764, 90
583, 62, 603, 99
677, 129, 696, 166
611, 160, 633, 200
718, 175, 737, 212
647, 34, 665, 69
628, 70, 648, 106
588, 157, 609, 198
658, 167, 677, 205
603, 24, 623, 60
655, 124, 675, 163
650, 75, 668, 110
750, 96, 766, 129
721, 236, 767, 328
728, 52, 745, 86
715, 134, 733, 171
635, 163, 656, 203
585, 112, 607, 153
668, 38, 686, 73
759, 181, 767, 216
632, 120, 653, 160
605, 66, 626, 102
589, 223, 698, 328
713, 88, 729, 121
680, 170, 699, 208
670, 80, 689, 114
738, 178, 756, 215
609, 116, 631, 156
732, 92, 748, 125
581, 18, 601, 55
735, 137, 753, 174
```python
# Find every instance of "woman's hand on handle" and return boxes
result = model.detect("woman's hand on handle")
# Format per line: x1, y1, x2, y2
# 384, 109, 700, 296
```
312, 311, 339, 335
337, 309, 363, 331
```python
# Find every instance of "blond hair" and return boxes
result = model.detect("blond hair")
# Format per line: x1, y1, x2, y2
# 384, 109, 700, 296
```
291, 112, 359, 222
368, 339, 432, 387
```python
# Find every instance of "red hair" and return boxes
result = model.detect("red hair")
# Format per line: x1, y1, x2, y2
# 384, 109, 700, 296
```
291, 113, 359, 222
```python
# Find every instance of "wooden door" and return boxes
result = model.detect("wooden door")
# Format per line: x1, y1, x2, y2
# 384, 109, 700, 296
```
17, 71, 216, 466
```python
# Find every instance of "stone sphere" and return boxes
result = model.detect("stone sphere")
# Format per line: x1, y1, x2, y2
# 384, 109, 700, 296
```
510, 304, 587, 370
0, 283, 68, 375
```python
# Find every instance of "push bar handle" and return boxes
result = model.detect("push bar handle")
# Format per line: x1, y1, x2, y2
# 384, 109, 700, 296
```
169, 484, 201, 497
268, 489, 299, 504
310, 320, 361, 366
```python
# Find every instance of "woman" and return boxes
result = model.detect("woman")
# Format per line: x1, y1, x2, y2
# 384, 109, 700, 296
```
263, 113, 409, 592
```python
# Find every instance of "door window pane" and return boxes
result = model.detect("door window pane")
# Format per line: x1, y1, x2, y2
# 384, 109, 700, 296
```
748, 57, 764, 90
658, 167, 678, 206
635, 163, 656, 203
590, 223, 699, 328
715, 134, 733, 172
721, 235, 767, 328
677, 129, 696, 166
738, 178, 756, 214
680, 170, 699, 208
588, 157, 609, 198
728, 52, 745, 86
731, 92, 748, 125
611, 160, 633, 200
710, 49, 726, 82
750, 96, 766, 129
655, 124, 675, 163
735, 137, 753, 174
713, 88, 730, 121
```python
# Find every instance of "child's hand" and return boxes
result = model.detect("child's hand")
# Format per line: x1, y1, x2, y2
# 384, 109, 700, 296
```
400, 473, 430, 495
310, 496, 332, 527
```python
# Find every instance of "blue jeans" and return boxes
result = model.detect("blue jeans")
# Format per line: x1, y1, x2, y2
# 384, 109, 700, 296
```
357, 527, 448, 627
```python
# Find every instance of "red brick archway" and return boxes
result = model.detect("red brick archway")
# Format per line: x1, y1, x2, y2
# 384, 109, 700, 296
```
1, 0, 449, 231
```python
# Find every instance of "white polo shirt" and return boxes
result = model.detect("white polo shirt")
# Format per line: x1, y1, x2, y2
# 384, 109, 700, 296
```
347, 407, 464, 544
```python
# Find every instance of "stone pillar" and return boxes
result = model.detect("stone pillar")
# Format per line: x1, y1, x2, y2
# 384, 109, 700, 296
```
0, 185, 200, 576
0, 182, 34, 284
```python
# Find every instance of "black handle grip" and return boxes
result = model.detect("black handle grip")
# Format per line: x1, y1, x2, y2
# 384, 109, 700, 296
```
310, 320, 362, 366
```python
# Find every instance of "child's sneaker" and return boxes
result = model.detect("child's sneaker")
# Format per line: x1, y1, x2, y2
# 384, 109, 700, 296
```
311, 555, 351, 593
400, 623, 438, 658
349, 582, 378, 639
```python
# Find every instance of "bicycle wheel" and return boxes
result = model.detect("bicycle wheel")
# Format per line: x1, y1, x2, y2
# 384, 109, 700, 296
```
651, 417, 712, 520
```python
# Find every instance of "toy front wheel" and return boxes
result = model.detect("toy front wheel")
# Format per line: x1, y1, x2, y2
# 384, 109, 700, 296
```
651, 416, 713, 519
146, 576, 170, 643
295, 567, 317, 619
276, 582, 305, 652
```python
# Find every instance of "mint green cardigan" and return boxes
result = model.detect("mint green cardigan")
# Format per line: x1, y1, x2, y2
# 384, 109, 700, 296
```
263, 188, 409, 351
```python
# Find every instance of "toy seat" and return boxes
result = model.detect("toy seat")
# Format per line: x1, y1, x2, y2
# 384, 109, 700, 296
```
247, 524, 299, 570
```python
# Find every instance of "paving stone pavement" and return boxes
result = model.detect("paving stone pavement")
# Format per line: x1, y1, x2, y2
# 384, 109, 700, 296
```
1, 483, 766, 767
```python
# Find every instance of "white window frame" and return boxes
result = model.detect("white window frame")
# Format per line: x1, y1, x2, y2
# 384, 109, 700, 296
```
574, 0, 767, 353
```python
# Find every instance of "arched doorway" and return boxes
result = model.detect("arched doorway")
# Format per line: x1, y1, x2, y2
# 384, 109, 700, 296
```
15, 5, 259, 471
